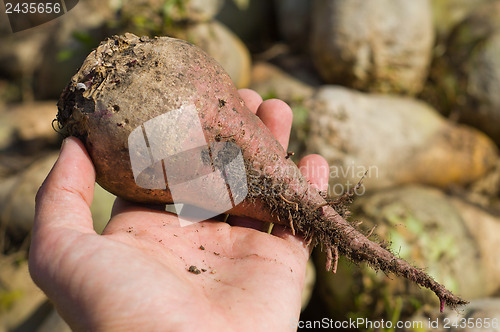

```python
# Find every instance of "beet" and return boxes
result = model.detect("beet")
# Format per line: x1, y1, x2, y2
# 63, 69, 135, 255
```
57, 33, 467, 311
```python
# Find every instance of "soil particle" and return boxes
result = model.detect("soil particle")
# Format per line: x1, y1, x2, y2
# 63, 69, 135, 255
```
188, 266, 201, 274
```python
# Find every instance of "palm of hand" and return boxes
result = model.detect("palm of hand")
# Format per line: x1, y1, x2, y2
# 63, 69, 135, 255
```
69, 209, 308, 331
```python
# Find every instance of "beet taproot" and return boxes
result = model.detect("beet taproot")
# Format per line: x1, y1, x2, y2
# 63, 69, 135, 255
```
56, 33, 467, 311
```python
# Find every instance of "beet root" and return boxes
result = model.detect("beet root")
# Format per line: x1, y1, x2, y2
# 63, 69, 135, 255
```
57, 33, 467, 310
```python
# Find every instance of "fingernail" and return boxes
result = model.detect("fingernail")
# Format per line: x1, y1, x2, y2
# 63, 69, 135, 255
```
60, 137, 72, 152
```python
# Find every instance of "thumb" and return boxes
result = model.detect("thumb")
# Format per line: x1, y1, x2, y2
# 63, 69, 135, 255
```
33, 137, 96, 236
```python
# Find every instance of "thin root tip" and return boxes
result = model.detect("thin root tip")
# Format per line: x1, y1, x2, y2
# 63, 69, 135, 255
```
440, 296, 469, 312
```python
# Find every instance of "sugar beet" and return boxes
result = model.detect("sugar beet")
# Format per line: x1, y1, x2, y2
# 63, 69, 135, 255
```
57, 33, 467, 310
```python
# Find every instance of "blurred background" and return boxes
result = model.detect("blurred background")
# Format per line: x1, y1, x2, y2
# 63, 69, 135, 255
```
1, 0, 500, 330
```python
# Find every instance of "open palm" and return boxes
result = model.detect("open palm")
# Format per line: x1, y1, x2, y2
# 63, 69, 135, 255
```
29, 90, 328, 331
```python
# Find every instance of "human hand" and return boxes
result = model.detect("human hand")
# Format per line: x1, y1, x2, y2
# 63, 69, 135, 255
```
29, 89, 329, 331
